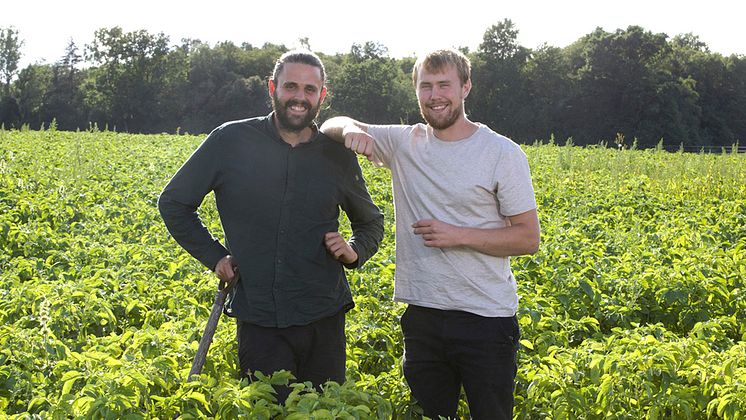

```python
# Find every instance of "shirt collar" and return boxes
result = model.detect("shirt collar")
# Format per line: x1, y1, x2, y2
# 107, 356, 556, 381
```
265, 112, 320, 146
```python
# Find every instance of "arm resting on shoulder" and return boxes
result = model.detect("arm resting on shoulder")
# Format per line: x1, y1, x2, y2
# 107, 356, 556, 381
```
321, 117, 376, 160
320, 116, 370, 141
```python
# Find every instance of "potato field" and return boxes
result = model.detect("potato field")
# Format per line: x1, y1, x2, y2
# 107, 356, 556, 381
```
1, 128, 744, 419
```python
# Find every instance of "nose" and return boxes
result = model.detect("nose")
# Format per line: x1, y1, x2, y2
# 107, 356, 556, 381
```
292, 88, 306, 101
430, 85, 444, 99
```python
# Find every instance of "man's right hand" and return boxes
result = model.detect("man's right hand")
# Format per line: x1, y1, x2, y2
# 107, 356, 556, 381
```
214, 255, 238, 286
343, 125, 376, 161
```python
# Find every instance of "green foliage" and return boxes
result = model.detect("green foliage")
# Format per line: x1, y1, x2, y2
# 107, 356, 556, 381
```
326, 42, 418, 125
0, 131, 744, 418
7, 23, 746, 147
514, 142, 745, 418
0, 26, 23, 96
83, 27, 185, 133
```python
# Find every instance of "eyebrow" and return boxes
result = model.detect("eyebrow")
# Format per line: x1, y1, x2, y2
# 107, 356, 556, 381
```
282, 81, 321, 91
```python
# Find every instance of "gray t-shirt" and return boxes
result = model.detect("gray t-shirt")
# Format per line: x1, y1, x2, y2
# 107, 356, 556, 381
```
368, 123, 536, 317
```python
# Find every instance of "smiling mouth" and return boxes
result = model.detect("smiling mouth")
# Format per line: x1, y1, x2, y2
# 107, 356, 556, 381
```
286, 100, 310, 113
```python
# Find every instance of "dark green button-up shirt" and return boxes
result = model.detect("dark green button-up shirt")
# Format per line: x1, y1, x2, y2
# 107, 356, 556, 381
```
158, 114, 384, 327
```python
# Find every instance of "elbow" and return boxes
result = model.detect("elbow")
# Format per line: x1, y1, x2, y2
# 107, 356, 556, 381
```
157, 192, 179, 222
320, 116, 344, 133
522, 219, 541, 255
376, 214, 385, 242
524, 234, 541, 255
156, 193, 168, 217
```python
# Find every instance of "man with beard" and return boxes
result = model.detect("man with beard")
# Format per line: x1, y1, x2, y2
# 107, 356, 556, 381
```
320, 48, 540, 419
158, 50, 383, 403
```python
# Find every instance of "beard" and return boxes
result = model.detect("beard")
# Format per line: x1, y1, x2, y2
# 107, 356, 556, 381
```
419, 100, 462, 130
272, 91, 321, 132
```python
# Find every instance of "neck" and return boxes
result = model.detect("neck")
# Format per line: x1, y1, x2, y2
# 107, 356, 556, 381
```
274, 116, 314, 147
432, 115, 478, 142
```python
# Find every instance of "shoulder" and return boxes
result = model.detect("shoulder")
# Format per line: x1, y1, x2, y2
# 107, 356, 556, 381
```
201, 116, 271, 148
368, 123, 421, 137
213, 115, 268, 136
317, 132, 358, 159
313, 134, 364, 179
474, 124, 527, 156
369, 123, 420, 131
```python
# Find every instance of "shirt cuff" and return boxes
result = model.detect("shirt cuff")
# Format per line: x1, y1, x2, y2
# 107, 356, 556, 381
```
342, 242, 361, 269
203, 240, 230, 272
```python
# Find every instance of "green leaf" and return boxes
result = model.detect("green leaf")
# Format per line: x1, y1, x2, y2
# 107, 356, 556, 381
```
60, 370, 83, 381
187, 391, 210, 410
27, 396, 48, 412
578, 279, 594, 299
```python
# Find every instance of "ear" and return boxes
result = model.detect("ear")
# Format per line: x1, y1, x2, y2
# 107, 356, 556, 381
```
462, 79, 472, 99
268, 79, 276, 96
319, 86, 328, 103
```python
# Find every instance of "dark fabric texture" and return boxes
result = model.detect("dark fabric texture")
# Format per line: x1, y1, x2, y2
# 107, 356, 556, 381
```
159, 113, 384, 327
236, 310, 346, 403
401, 305, 520, 420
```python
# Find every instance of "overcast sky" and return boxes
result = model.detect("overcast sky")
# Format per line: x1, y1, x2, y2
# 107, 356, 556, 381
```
4, 0, 743, 68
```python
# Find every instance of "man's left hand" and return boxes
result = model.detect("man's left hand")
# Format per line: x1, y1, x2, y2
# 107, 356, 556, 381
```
413, 219, 464, 248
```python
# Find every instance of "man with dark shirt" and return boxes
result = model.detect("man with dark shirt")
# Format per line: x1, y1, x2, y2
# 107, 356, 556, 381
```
158, 50, 383, 403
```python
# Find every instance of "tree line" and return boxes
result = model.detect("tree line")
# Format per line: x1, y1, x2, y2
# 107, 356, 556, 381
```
1, 20, 744, 148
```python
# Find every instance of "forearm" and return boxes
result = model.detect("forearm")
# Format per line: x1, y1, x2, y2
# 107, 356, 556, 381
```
459, 224, 540, 257
320, 116, 368, 142
415, 210, 540, 257
347, 213, 385, 268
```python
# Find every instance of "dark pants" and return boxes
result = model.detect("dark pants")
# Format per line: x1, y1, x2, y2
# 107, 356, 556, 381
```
401, 305, 520, 420
236, 310, 346, 403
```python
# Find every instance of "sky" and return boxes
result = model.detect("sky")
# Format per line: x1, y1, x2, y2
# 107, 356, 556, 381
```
3, 0, 744, 69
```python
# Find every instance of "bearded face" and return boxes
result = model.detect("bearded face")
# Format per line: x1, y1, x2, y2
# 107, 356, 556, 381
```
419, 98, 463, 130
415, 64, 469, 131
270, 62, 326, 133
271, 89, 322, 132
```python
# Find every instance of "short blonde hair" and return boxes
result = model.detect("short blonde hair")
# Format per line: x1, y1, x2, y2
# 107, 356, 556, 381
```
412, 48, 471, 86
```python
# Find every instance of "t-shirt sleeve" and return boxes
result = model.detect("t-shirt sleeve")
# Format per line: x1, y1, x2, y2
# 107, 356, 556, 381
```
366, 125, 409, 169
494, 142, 537, 217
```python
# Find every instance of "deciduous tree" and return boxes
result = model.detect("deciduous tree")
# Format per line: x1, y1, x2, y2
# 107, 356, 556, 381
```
469, 19, 530, 138
328, 42, 416, 124
0, 26, 23, 96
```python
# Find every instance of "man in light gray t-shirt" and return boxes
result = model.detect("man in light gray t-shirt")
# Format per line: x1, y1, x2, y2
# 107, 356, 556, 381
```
321, 48, 540, 420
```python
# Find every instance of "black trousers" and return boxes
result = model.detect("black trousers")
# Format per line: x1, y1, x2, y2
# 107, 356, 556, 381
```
236, 310, 346, 403
401, 305, 520, 420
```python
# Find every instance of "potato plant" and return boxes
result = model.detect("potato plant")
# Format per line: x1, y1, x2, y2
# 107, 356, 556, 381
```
0, 128, 744, 419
